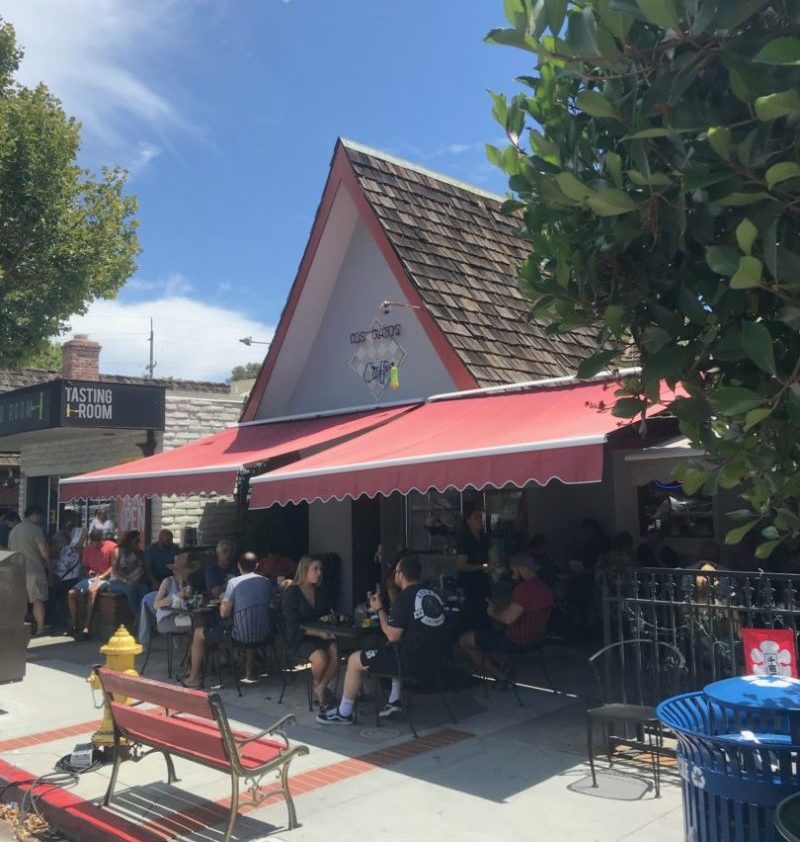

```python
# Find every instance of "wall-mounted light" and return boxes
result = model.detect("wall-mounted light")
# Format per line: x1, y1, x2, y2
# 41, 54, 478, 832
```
380, 300, 420, 316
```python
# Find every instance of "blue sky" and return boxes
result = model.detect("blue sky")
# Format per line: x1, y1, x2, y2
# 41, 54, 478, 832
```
6, 0, 522, 380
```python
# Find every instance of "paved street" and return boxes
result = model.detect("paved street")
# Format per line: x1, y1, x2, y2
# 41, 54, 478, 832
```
0, 634, 683, 841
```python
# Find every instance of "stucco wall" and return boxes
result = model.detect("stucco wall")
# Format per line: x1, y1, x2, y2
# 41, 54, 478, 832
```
282, 220, 456, 416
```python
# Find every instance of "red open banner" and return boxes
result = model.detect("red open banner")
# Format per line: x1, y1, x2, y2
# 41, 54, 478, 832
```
742, 627, 798, 679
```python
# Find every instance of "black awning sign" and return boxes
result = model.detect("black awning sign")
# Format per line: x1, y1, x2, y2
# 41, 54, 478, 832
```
0, 378, 165, 438
0, 387, 53, 435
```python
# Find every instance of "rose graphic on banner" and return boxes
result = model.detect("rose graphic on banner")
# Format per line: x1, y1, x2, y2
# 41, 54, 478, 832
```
741, 627, 798, 679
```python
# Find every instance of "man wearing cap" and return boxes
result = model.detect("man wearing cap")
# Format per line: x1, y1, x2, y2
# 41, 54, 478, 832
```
459, 552, 554, 683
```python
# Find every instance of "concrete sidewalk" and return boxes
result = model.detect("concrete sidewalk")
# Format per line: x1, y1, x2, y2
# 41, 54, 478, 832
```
0, 634, 684, 841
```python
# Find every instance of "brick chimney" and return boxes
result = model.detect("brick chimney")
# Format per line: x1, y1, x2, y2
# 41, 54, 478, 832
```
61, 334, 101, 381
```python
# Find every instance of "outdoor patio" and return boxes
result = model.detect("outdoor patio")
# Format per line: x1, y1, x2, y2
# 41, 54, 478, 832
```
0, 633, 683, 841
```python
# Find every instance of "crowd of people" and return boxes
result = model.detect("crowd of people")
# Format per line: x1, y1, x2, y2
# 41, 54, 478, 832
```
6, 500, 800, 720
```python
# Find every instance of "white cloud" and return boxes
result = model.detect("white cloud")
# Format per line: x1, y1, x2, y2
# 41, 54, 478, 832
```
4, 0, 192, 163
164, 273, 193, 297
127, 142, 163, 178
65, 296, 274, 382
444, 143, 472, 155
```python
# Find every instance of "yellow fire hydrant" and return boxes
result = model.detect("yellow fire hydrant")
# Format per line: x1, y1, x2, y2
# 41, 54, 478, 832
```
87, 625, 142, 749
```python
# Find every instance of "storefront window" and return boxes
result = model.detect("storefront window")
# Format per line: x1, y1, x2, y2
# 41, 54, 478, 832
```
484, 489, 527, 558
405, 489, 461, 552
638, 480, 713, 538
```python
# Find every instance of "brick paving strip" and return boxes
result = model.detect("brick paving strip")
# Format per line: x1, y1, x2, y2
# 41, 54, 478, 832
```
140, 727, 473, 838
0, 721, 474, 841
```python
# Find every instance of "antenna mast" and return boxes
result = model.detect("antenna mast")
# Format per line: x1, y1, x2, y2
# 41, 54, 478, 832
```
145, 317, 157, 379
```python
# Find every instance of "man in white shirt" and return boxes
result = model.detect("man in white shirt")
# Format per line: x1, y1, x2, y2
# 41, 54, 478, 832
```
9, 504, 50, 635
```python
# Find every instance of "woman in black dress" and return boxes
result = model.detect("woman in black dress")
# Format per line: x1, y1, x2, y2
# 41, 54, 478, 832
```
282, 555, 339, 708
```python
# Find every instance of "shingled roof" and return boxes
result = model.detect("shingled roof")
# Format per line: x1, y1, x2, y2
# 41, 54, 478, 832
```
342, 139, 603, 387
0, 369, 231, 396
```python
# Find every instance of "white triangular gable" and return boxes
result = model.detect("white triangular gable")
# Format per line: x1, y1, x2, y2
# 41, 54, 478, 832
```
253, 177, 461, 419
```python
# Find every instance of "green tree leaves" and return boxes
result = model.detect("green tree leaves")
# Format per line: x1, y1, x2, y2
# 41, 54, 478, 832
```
576, 90, 617, 118
635, 0, 680, 30
0, 17, 139, 368
754, 38, 800, 66
488, 0, 800, 558
730, 256, 763, 289
765, 162, 800, 190
755, 90, 800, 121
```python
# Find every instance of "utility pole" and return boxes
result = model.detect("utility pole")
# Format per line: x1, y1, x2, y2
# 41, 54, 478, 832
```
145, 317, 157, 379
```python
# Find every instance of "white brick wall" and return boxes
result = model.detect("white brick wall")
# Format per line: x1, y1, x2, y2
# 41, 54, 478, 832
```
158, 394, 243, 546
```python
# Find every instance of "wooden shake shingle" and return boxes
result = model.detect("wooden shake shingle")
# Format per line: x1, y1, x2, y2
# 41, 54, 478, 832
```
343, 140, 603, 387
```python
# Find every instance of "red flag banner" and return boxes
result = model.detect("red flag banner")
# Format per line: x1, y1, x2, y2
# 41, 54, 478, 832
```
742, 627, 798, 679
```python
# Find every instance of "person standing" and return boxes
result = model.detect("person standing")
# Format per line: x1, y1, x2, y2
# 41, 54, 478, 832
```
47, 529, 83, 628
9, 504, 50, 636
89, 508, 115, 539
455, 503, 492, 631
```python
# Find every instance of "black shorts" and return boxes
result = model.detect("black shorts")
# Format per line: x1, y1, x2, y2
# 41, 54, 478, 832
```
360, 646, 400, 676
292, 637, 334, 661
474, 629, 536, 656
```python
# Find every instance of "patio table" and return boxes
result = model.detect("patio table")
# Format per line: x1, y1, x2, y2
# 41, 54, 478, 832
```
301, 620, 382, 652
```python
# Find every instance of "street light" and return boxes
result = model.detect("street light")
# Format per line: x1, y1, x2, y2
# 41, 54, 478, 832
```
238, 336, 271, 347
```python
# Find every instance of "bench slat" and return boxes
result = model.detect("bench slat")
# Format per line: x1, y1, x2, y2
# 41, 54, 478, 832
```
111, 704, 230, 767
110, 705, 285, 771
98, 668, 215, 720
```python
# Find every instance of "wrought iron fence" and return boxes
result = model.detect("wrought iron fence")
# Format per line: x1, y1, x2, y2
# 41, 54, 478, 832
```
601, 567, 800, 690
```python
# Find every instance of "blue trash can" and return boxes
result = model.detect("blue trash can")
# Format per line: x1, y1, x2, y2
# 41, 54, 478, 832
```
658, 675, 800, 842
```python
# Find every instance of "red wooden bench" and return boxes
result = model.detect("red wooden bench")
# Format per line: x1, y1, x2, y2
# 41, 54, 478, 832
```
94, 667, 310, 841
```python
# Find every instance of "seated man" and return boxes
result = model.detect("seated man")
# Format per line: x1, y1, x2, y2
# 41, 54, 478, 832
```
183, 551, 274, 687
143, 529, 180, 588
459, 553, 554, 682
202, 538, 237, 599
317, 554, 450, 725
67, 529, 118, 637
255, 548, 296, 582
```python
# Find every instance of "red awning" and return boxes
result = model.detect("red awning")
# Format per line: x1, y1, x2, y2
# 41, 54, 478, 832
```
249, 381, 659, 508
59, 406, 411, 500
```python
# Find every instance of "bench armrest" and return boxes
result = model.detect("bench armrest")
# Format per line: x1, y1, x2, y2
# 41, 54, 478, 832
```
235, 713, 297, 749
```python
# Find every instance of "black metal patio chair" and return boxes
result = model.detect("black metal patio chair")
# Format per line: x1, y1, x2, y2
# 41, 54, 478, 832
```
206, 603, 283, 697
479, 607, 556, 706
139, 602, 191, 680
586, 638, 687, 798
